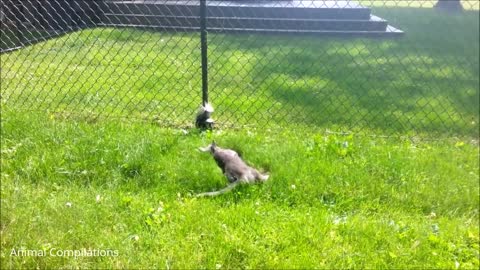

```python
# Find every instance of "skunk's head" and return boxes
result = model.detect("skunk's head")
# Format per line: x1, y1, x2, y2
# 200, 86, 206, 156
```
197, 102, 214, 114
203, 102, 214, 113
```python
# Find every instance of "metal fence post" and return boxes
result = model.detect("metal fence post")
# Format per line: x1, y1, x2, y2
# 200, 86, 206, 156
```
200, 0, 208, 106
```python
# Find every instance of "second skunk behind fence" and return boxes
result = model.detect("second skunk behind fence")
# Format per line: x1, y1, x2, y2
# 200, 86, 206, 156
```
196, 142, 269, 197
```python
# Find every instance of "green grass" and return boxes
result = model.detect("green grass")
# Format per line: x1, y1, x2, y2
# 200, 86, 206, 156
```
1, 110, 479, 269
1, 4, 479, 269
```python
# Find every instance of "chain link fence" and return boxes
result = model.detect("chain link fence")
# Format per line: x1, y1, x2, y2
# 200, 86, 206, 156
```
1, 0, 478, 137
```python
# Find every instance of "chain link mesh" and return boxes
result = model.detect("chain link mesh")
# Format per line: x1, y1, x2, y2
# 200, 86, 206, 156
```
1, 0, 478, 137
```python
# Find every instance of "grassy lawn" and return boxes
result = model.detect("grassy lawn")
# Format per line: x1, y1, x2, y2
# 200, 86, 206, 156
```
1, 4, 479, 269
1, 110, 479, 269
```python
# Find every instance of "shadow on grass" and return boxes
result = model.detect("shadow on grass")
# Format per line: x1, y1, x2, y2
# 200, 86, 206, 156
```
208, 7, 479, 136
